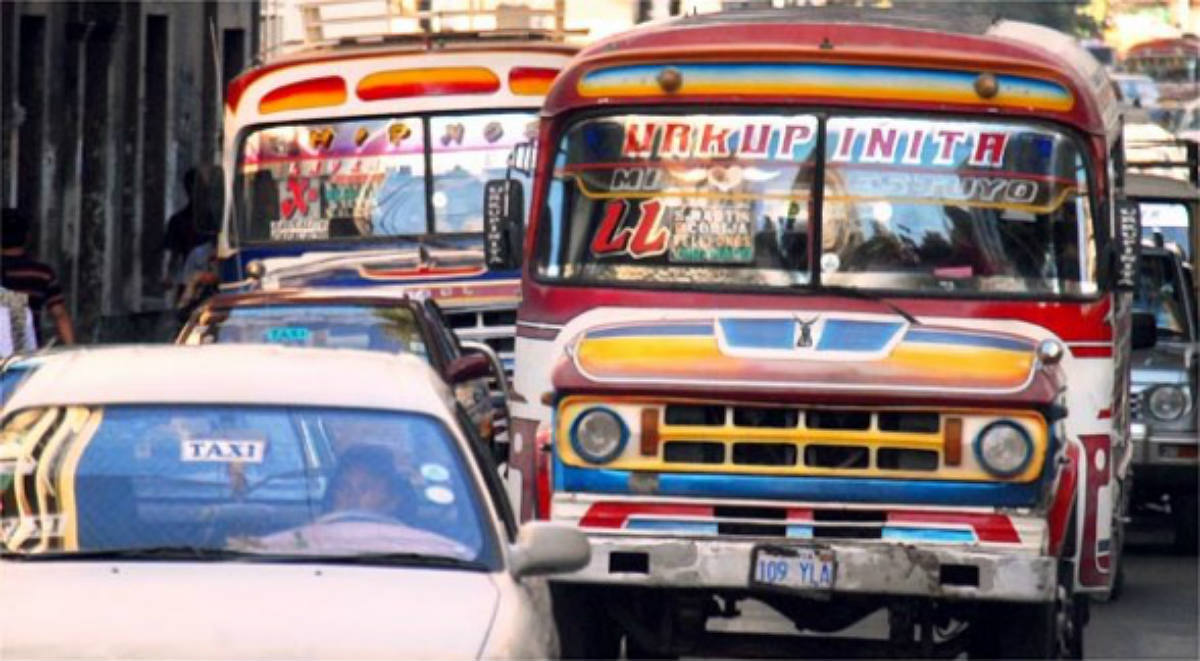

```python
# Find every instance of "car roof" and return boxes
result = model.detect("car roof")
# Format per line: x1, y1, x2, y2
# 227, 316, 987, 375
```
1127, 173, 1200, 200
200, 287, 426, 310
1, 344, 456, 417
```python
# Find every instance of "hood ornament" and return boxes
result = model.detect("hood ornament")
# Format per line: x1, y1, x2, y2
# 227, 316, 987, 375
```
795, 316, 819, 348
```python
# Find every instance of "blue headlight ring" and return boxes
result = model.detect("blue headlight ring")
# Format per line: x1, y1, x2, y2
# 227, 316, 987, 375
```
569, 406, 629, 464
973, 420, 1034, 478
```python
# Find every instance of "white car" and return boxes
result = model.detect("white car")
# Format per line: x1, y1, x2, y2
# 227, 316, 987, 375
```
0, 345, 588, 660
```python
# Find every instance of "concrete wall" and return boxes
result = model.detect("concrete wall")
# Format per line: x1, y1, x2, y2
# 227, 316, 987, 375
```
1, 0, 258, 341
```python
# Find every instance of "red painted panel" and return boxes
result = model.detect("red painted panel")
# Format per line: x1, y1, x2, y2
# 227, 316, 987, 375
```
888, 510, 1021, 544
1048, 443, 1080, 557
579, 502, 715, 528
1078, 434, 1112, 587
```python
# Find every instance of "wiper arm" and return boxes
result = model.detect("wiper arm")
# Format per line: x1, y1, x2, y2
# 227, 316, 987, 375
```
813, 284, 920, 326
1, 545, 248, 562
322, 552, 485, 570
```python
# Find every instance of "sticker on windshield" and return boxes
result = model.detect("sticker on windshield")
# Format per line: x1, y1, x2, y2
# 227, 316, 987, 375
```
668, 205, 753, 263
420, 463, 450, 482
181, 439, 267, 464
424, 485, 455, 505
264, 327, 311, 343
820, 252, 840, 273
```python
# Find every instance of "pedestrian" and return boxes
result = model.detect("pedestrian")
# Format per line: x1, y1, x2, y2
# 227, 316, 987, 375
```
162, 168, 215, 305
1, 208, 75, 345
0, 286, 36, 358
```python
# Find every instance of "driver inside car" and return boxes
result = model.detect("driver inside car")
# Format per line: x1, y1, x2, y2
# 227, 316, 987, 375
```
323, 444, 408, 520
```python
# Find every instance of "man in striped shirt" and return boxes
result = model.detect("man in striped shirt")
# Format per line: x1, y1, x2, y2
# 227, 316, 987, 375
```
1, 209, 75, 345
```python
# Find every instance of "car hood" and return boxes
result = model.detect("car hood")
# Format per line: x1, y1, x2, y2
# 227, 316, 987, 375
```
552, 311, 1062, 408
1, 561, 499, 660
1132, 343, 1192, 385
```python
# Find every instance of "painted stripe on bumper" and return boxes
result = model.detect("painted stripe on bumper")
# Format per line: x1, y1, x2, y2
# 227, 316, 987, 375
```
558, 465, 1042, 507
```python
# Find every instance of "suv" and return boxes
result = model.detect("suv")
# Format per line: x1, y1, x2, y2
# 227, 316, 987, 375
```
1131, 243, 1199, 551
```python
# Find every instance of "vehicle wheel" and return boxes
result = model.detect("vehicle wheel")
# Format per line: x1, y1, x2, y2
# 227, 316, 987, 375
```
551, 584, 621, 660
624, 635, 678, 660
968, 567, 1083, 658
1173, 493, 1198, 554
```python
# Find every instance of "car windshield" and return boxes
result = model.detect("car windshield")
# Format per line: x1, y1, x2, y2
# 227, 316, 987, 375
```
1139, 202, 1193, 259
0, 405, 497, 565
0, 364, 35, 407
1135, 254, 1193, 341
236, 111, 537, 243
181, 304, 430, 359
536, 112, 1097, 297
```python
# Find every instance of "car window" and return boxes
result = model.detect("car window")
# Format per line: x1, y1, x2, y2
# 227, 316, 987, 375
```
182, 303, 432, 360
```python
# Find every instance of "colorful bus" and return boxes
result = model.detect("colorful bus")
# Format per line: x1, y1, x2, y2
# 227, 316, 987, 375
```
1125, 35, 1200, 105
499, 12, 1141, 658
219, 32, 576, 365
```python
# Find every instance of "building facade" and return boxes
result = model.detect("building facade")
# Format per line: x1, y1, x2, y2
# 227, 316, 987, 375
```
1, 1, 259, 339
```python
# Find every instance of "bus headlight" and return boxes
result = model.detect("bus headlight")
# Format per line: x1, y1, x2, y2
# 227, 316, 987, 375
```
974, 421, 1034, 477
1148, 386, 1190, 421
570, 408, 627, 464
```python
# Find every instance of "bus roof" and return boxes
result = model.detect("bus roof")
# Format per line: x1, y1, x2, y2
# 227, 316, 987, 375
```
543, 10, 1119, 138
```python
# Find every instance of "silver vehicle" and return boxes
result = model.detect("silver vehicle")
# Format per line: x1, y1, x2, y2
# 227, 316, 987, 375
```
1131, 243, 1199, 552
0, 345, 588, 659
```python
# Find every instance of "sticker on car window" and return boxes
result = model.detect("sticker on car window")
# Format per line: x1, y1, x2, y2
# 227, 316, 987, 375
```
181, 439, 267, 463
424, 485, 455, 505
420, 463, 450, 482
264, 327, 311, 343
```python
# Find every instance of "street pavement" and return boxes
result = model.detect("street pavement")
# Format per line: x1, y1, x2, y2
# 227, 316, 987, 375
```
1088, 522, 1198, 659
690, 519, 1198, 659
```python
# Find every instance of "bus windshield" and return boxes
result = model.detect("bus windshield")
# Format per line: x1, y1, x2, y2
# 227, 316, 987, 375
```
236, 111, 537, 244
536, 112, 1097, 297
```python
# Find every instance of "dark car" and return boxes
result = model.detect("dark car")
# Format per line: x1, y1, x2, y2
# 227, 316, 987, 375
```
177, 287, 510, 456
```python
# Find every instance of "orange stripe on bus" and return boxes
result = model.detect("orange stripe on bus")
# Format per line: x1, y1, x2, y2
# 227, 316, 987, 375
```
509, 67, 559, 96
258, 76, 347, 114
357, 67, 500, 101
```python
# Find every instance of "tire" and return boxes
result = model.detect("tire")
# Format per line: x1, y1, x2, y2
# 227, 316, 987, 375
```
968, 601, 1056, 659
967, 565, 1084, 659
1174, 493, 1198, 554
551, 584, 621, 660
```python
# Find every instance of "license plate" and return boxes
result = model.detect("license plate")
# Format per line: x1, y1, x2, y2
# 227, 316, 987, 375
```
751, 546, 836, 592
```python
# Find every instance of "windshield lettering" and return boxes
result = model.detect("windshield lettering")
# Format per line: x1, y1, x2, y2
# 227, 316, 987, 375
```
620, 118, 816, 160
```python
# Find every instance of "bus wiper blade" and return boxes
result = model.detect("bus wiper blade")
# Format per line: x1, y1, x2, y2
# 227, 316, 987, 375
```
813, 285, 920, 325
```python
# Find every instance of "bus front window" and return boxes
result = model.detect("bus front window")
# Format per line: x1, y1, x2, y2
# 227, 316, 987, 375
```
819, 116, 1098, 296
536, 113, 818, 288
236, 112, 537, 243
536, 112, 1097, 298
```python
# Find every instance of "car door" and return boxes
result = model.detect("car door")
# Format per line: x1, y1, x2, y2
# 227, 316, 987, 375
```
423, 299, 497, 441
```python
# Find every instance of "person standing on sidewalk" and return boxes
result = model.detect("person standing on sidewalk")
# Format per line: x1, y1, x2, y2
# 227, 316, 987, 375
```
1, 208, 75, 346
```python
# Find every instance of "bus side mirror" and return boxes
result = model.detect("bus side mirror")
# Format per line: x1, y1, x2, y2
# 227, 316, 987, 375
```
483, 178, 525, 271
1111, 199, 1142, 292
1132, 312, 1157, 351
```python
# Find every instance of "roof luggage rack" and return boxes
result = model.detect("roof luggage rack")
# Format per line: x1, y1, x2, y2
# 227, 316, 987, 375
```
266, 0, 578, 59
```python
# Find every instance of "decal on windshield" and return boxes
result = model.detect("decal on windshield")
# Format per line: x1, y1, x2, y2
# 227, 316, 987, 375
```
668, 204, 754, 263
420, 463, 451, 482
181, 439, 267, 464
264, 326, 312, 344
424, 485, 455, 505
621, 117, 817, 161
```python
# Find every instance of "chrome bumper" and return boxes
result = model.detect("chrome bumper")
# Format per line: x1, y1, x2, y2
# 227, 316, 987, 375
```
1131, 424, 1198, 467
555, 534, 1057, 603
